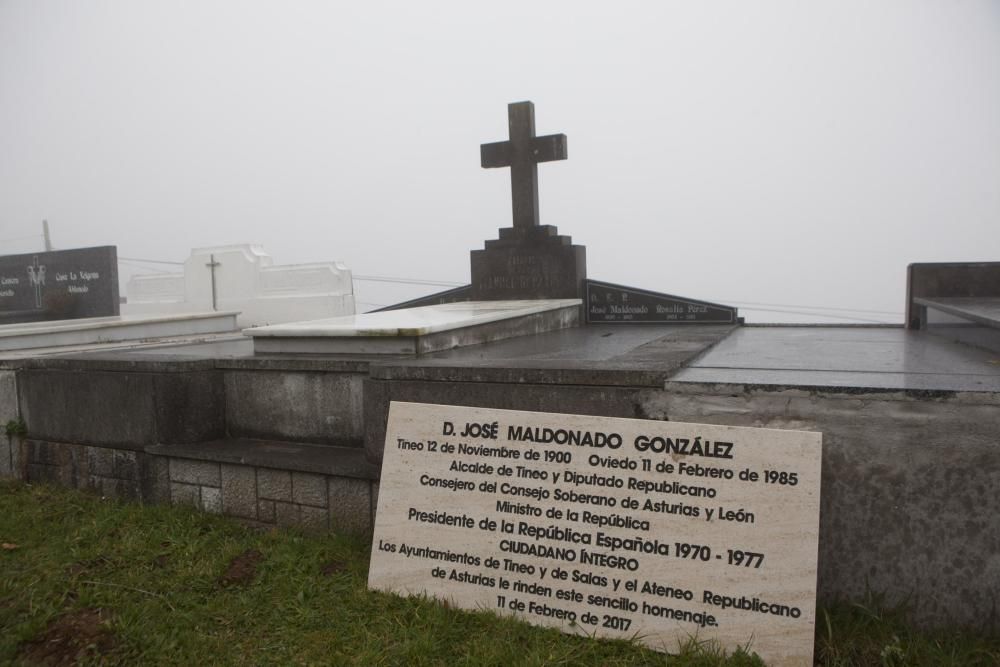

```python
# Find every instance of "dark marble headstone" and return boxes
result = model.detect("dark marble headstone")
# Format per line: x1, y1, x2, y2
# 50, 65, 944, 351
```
586, 280, 737, 324
0, 246, 119, 325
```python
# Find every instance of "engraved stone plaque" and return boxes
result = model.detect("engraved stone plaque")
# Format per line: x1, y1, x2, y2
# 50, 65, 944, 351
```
369, 402, 822, 666
586, 280, 737, 324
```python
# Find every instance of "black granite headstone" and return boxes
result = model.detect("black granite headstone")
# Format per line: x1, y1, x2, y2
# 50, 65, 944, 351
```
586, 280, 737, 324
0, 246, 120, 325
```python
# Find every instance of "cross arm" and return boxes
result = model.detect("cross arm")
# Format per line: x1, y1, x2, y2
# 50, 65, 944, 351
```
480, 141, 511, 169
531, 133, 567, 163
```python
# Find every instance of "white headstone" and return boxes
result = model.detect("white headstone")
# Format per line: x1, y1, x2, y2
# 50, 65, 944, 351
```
124, 245, 355, 327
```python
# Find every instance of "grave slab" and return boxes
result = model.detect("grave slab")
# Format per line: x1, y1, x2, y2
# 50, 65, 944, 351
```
673, 326, 1000, 391
0, 312, 238, 352
246, 300, 581, 355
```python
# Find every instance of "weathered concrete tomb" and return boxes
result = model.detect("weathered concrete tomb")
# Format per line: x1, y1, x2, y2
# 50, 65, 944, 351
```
2, 102, 998, 631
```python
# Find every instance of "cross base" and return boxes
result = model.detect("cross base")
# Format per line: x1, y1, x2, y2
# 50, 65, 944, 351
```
469, 224, 586, 301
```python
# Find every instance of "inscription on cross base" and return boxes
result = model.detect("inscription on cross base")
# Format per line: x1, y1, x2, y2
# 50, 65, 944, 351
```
480, 101, 567, 229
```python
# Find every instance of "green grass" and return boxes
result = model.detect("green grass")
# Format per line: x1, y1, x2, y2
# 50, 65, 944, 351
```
816, 593, 1000, 666
0, 481, 996, 666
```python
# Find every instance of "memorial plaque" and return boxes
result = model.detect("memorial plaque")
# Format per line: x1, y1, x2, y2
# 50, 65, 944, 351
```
586, 280, 737, 324
468, 101, 587, 301
370, 402, 821, 666
0, 246, 119, 325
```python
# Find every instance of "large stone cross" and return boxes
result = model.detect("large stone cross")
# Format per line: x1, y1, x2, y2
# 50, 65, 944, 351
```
480, 101, 567, 229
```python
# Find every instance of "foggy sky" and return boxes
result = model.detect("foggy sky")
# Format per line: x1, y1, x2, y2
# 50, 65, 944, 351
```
1, 1, 998, 322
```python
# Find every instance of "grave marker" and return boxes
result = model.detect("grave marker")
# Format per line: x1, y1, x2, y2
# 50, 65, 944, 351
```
370, 402, 821, 666
469, 102, 586, 301
586, 280, 738, 324
382, 101, 735, 317
0, 246, 119, 325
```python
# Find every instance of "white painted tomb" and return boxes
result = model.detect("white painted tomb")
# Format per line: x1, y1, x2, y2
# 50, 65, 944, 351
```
124, 245, 355, 327
0, 311, 238, 354
247, 299, 582, 355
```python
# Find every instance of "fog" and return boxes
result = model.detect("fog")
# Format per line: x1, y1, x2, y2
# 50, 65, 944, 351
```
2, 1, 998, 322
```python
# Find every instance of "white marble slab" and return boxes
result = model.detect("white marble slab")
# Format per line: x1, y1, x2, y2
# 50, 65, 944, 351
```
0, 311, 239, 352
245, 300, 582, 338
0, 312, 237, 337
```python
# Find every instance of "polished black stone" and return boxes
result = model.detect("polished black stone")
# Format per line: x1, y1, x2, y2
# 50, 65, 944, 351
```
0, 246, 119, 324
585, 280, 737, 324
676, 326, 1000, 392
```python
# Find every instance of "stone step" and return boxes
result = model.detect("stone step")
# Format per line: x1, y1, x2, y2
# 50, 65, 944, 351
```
147, 437, 379, 480
146, 437, 379, 533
